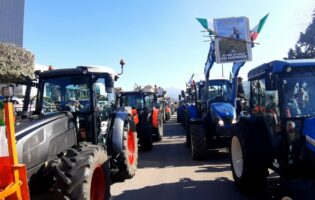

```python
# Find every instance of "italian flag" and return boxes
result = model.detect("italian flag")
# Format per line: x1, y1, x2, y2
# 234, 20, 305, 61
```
196, 18, 214, 35
250, 13, 269, 41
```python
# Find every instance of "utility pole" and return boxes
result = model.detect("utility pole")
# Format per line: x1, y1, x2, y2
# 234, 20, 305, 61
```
221, 63, 224, 77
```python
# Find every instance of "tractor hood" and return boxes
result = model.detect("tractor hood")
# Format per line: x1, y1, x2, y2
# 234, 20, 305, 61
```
303, 117, 315, 153
210, 102, 235, 119
14, 112, 77, 177
15, 112, 73, 140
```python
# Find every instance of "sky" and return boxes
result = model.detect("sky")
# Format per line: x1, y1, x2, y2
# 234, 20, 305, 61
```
24, 0, 315, 91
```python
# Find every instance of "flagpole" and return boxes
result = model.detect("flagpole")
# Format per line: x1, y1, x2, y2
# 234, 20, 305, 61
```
221, 63, 224, 78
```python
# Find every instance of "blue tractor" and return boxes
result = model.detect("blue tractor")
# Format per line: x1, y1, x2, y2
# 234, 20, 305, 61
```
176, 98, 186, 124
177, 88, 189, 127
187, 39, 246, 160
230, 59, 315, 192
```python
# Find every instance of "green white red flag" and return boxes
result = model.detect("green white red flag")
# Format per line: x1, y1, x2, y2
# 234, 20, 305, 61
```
250, 13, 269, 41
196, 18, 214, 35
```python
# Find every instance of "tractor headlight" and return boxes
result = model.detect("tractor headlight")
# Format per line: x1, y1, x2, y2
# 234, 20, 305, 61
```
232, 110, 237, 124
218, 119, 224, 126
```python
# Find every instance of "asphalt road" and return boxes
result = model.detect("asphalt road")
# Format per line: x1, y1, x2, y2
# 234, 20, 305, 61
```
111, 115, 315, 200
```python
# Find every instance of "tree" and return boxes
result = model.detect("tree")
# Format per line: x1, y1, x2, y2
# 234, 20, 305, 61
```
0, 42, 34, 83
287, 10, 315, 59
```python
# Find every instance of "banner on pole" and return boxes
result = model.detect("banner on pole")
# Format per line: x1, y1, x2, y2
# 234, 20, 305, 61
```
214, 17, 252, 63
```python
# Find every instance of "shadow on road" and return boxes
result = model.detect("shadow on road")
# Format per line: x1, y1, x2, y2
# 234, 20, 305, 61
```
112, 177, 273, 200
114, 115, 315, 200
138, 115, 232, 170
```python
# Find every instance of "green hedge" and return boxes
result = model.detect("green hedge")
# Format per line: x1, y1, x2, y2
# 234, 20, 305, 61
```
0, 42, 35, 83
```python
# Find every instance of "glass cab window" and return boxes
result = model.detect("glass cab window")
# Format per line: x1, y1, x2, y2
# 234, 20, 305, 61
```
251, 79, 280, 115
250, 79, 280, 118
94, 78, 114, 109
250, 79, 266, 114
42, 76, 90, 113
250, 78, 280, 128
145, 94, 155, 109
121, 93, 144, 109
207, 80, 232, 102
283, 72, 315, 118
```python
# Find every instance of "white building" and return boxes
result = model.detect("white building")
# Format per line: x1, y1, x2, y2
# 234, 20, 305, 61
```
0, 0, 25, 47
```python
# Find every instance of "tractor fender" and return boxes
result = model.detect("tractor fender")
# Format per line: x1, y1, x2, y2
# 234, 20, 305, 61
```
187, 104, 198, 119
152, 108, 159, 128
111, 110, 131, 155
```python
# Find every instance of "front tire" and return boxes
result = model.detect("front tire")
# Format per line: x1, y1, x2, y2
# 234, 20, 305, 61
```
190, 123, 207, 160
112, 118, 138, 180
230, 120, 269, 192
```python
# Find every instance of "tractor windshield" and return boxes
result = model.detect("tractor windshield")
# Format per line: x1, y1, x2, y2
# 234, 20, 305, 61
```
41, 75, 91, 113
121, 93, 144, 109
283, 68, 315, 118
208, 80, 232, 102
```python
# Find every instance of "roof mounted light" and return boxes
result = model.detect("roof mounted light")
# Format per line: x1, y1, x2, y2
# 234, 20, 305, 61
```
118, 59, 125, 75
82, 69, 88, 74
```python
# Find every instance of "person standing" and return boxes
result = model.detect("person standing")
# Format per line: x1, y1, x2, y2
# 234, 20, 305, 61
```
233, 27, 241, 39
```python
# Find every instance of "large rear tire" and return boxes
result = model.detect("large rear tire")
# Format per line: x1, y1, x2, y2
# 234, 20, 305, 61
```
112, 118, 138, 180
190, 123, 207, 160
52, 145, 111, 200
230, 120, 269, 192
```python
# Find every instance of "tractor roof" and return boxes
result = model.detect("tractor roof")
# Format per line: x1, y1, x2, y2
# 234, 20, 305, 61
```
248, 59, 315, 80
121, 91, 155, 96
37, 65, 118, 79
207, 79, 231, 85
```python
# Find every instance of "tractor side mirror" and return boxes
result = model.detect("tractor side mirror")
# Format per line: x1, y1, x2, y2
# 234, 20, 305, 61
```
105, 75, 114, 93
118, 59, 125, 76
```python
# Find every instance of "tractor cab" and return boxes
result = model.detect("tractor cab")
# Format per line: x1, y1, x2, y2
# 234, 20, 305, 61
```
120, 89, 163, 150
206, 79, 236, 129
33, 66, 117, 144
238, 59, 315, 177
207, 79, 232, 104
230, 60, 315, 193
120, 91, 157, 113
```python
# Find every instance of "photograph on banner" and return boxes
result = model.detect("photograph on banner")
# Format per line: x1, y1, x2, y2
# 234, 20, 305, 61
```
214, 17, 252, 63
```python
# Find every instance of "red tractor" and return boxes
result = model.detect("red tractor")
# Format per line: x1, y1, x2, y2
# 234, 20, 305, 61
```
120, 88, 163, 151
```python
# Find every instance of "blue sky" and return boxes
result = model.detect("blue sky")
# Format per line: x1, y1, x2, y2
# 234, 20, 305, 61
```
24, 0, 314, 90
